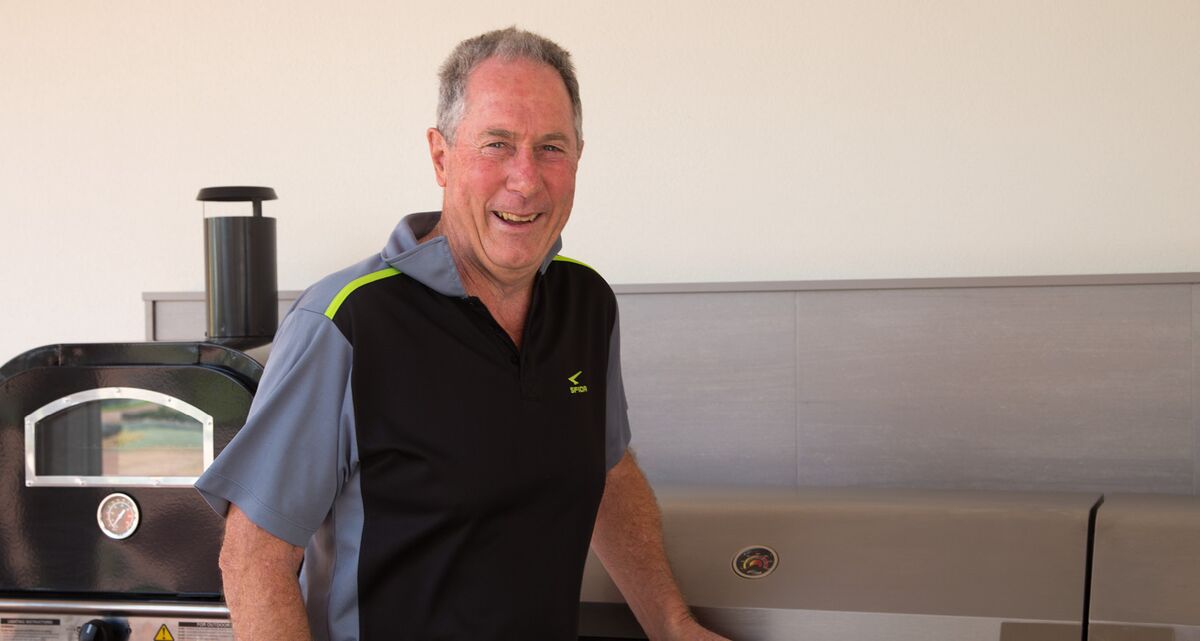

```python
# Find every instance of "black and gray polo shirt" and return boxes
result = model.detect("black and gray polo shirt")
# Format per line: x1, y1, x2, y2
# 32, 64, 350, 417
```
196, 211, 631, 641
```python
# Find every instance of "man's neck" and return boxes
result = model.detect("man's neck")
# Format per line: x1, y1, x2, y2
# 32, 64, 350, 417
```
457, 260, 535, 349
421, 223, 537, 347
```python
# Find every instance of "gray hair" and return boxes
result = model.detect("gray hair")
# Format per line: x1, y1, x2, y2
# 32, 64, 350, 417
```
437, 27, 583, 145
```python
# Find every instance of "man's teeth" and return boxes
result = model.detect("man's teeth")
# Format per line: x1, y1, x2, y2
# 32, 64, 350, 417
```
495, 210, 540, 223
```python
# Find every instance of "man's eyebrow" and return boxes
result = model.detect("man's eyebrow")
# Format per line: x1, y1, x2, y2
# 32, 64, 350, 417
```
479, 129, 574, 146
539, 132, 571, 145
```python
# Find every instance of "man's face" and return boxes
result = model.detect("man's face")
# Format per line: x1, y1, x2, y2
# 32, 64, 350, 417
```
428, 57, 582, 285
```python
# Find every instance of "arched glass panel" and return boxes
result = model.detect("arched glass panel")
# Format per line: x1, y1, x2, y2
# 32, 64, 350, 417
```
24, 387, 214, 487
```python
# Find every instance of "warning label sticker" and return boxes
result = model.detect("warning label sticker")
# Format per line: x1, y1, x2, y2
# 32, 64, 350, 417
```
155, 624, 175, 641
0, 618, 61, 641
176, 621, 232, 641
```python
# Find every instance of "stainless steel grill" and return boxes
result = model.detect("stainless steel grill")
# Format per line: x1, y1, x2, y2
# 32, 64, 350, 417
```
579, 487, 1200, 640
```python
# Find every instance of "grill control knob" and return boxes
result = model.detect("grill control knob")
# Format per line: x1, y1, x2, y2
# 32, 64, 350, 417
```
79, 619, 127, 641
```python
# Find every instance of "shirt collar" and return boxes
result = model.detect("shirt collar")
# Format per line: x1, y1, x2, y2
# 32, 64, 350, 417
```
380, 211, 563, 298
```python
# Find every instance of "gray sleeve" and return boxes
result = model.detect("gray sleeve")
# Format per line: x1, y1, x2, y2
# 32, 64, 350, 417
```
194, 308, 355, 547
605, 305, 632, 470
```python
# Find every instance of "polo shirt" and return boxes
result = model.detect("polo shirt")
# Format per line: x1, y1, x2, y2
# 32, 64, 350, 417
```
196, 211, 632, 641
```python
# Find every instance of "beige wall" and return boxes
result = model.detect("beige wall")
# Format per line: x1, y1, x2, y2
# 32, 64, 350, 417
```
1, 0, 1198, 363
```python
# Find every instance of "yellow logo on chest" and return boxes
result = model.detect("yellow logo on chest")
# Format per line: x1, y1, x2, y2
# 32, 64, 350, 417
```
568, 370, 588, 394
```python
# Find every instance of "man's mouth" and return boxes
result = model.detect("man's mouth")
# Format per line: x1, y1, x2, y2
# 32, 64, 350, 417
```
493, 210, 541, 224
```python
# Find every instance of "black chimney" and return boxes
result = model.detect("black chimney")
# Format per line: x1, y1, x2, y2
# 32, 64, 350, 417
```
197, 186, 278, 350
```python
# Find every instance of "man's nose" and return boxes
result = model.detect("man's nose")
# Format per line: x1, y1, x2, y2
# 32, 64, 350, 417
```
505, 148, 541, 196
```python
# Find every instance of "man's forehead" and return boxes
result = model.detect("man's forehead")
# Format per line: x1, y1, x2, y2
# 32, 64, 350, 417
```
464, 59, 570, 104
460, 58, 577, 142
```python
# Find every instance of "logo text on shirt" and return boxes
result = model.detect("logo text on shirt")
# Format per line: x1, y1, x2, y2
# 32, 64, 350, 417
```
568, 370, 588, 394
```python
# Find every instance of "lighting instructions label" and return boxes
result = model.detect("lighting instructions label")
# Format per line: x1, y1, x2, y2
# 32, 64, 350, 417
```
0, 618, 60, 641
176, 621, 233, 641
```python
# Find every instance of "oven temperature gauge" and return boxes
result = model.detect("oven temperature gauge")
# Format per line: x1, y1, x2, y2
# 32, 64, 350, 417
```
96, 492, 140, 540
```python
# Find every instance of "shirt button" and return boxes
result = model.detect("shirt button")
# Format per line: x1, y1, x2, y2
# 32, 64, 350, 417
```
510, 355, 519, 365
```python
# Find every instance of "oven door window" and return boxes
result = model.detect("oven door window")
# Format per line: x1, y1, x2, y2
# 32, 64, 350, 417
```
25, 387, 215, 487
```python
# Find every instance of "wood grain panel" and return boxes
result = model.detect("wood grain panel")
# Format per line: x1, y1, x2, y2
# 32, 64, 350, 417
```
147, 279, 1199, 494
617, 292, 797, 486
795, 285, 1193, 492
1193, 284, 1200, 495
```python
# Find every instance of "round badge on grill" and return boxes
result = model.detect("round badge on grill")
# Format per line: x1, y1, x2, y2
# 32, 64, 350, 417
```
732, 545, 778, 579
97, 492, 140, 540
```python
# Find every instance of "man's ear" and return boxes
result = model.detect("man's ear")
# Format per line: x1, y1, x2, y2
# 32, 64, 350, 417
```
427, 127, 448, 188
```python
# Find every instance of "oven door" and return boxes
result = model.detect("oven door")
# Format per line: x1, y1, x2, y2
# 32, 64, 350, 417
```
0, 343, 261, 598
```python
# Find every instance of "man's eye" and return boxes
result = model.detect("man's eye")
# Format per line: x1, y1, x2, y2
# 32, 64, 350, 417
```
485, 142, 508, 149
541, 145, 564, 153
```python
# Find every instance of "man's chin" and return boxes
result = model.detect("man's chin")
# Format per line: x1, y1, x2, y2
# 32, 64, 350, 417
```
484, 248, 551, 278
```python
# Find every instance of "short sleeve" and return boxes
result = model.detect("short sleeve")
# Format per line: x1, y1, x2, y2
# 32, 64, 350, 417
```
605, 305, 632, 470
195, 308, 356, 547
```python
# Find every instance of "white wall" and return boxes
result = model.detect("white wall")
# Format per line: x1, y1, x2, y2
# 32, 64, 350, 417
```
2, 0, 1198, 364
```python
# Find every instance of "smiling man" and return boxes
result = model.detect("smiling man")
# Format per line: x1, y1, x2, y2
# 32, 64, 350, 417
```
195, 27, 728, 641
426, 53, 580, 346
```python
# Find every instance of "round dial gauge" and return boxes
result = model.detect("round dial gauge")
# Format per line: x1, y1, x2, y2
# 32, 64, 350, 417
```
732, 545, 779, 579
96, 492, 140, 540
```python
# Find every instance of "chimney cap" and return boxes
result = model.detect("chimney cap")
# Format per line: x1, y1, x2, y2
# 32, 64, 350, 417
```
197, 186, 278, 202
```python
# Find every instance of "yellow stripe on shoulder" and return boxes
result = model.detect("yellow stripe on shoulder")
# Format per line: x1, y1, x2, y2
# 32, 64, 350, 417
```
552, 255, 597, 272
324, 267, 402, 319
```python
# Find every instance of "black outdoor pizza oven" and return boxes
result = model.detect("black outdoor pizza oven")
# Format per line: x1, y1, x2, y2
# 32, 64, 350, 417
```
0, 349, 261, 640
0, 187, 275, 641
